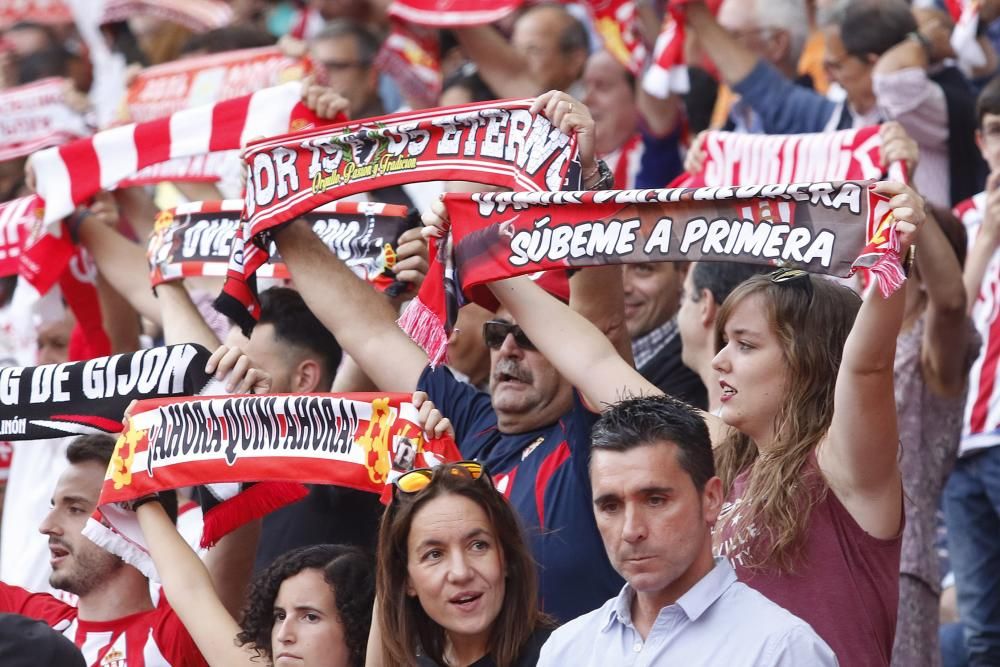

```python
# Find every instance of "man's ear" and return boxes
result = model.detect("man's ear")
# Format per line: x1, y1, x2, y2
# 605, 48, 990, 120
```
700, 289, 717, 329
292, 357, 323, 393
702, 476, 725, 526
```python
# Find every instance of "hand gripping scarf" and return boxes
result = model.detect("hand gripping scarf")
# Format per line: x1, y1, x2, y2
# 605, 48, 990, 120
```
147, 199, 416, 295
83, 392, 462, 579
404, 180, 903, 363
0, 77, 90, 162
0, 343, 214, 440
216, 98, 582, 332
672, 126, 885, 188
126, 47, 309, 124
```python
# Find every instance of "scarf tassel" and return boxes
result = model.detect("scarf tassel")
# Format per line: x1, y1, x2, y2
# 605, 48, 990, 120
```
199, 481, 308, 548
397, 296, 449, 368
82, 514, 159, 580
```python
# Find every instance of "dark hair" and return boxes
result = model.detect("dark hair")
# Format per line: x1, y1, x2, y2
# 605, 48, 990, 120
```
690, 262, 774, 307
16, 46, 70, 84
377, 464, 546, 667
311, 19, 380, 67
591, 395, 714, 490
67, 434, 117, 468
441, 62, 498, 104
181, 26, 275, 55
557, 10, 589, 54
839, 0, 917, 60
67, 434, 179, 524
258, 287, 342, 386
977, 75, 1000, 128
237, 544, 374, 667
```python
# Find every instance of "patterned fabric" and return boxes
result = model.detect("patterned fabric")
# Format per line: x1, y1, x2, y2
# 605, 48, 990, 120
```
631, 316, 678, 371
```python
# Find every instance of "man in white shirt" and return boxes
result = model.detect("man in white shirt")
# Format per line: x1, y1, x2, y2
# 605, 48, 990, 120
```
537, 395, 837, 666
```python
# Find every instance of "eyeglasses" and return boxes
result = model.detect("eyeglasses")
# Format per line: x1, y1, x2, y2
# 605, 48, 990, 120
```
768, 267, 814, 300
314, 59, 369, 72
482, 320, 536, 351
393, 461, 492, 496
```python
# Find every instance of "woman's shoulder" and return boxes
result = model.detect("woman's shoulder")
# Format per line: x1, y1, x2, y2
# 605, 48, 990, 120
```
513, 626, 555, 667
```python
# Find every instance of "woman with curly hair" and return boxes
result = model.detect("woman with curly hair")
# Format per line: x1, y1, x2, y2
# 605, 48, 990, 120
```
135, 500, 374, 667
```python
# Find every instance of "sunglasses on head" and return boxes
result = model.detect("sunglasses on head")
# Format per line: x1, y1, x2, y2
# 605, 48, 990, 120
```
768, 267, 814, 300
392, 461, 493, 497
482, 320, 535, 351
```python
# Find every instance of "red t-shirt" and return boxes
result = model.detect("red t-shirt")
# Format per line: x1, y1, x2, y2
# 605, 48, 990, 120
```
0, 582, 209, 667
716, 458, 902, 666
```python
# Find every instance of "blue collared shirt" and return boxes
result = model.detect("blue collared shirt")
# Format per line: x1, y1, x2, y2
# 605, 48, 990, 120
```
537, 558, 838, 666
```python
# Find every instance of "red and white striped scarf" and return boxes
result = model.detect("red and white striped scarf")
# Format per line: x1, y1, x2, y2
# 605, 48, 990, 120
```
0, 0, 72, 28
100, 0, 233, 32
29, 81, 328, 229
0, 197, 38, 277
0, 78, 90, 162
126, 47, 308, 124
375, 20, 442, 109
217, 99, 581, 332
83, 392, 461, 579
589, 0, 647, 76
643, 0, 722, 98
387, 0, 521, 26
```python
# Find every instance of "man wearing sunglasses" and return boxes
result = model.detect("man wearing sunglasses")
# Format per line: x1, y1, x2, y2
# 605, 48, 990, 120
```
272, 91, 631, 624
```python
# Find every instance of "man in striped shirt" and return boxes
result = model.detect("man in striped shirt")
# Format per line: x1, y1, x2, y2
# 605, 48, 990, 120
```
0, 435, 208, 667
946, 75, 1000, 666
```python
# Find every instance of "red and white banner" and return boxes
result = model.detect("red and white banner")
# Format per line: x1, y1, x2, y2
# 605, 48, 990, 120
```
84, 392, 461, 579
589, 0, 647, 76
375, 21, 442, 110
0, 78, 90, 162
0, 197, 39, 277
388, 0, 522, 26
0, 0, 72, 28
29, 81, 332, 229
671, 126, 884, 188
126, 47, 309, 124
101, 0, 233, 32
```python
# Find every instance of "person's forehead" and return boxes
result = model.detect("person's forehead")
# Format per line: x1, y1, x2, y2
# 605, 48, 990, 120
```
584, 52, 627, 82
591, 441, 688, 488
310, 35, 360, 60
982, 112, 1000, 127
53, 462, 104, 503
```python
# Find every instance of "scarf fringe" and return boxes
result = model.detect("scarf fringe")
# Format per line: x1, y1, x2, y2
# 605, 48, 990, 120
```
199, 481, 308, 548
866, 250, 906, 298
82, 516, 158, 580
398, 296, 449, 367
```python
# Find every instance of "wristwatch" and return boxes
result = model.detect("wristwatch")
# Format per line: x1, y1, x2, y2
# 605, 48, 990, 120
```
585, 159, 614, 191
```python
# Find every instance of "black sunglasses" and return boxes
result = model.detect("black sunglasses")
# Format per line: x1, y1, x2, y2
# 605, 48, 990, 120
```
482, 320, 535, 351
768, 267, 814, 300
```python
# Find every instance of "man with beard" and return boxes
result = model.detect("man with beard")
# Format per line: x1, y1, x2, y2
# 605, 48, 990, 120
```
0, 435, 209, 666
271, 91, 629, 622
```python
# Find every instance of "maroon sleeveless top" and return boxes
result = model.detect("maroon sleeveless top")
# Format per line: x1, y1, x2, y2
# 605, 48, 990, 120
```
716, 457, 902, 666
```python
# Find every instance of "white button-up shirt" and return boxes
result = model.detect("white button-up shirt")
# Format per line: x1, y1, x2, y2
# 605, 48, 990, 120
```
537, 558, 838, 666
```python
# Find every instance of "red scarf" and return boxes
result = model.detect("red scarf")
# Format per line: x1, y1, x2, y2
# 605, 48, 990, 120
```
402, 181, 904, 363
216, 99, 581, 332
83, 392, 461, 579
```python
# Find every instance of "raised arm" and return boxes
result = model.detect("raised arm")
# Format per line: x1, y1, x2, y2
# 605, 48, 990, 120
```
136, 502, 256, 666
452, 26, 544, 98
273, 220, 428, 392
155, 281, 221, 350
964, 171, 1000, 312
75, 195, 161, 324
820, 181, 925, 539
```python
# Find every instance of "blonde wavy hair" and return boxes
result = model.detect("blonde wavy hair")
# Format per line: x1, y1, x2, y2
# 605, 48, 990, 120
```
713, 273, 861, 572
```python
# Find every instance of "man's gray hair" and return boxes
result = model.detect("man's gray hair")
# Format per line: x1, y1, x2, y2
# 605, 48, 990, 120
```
755, 0, 811, 67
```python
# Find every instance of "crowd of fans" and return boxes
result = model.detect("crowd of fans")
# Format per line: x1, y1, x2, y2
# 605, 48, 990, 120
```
0, 0, 998, 665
